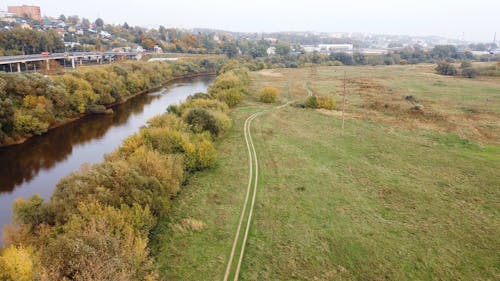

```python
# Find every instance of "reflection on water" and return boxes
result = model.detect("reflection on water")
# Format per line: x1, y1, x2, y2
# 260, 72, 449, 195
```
0, 76, 213, 231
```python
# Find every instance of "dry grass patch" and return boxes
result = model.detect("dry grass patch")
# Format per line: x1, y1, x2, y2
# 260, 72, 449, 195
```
171, 218, 206, 234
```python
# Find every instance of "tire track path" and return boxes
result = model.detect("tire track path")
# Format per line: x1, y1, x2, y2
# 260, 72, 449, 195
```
223, 101, 293, 281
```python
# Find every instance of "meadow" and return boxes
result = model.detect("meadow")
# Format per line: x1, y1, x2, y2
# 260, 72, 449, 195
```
155, 64, 500, 280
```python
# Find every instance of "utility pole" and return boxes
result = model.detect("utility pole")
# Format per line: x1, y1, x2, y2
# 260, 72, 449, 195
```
342, 71, 347, 131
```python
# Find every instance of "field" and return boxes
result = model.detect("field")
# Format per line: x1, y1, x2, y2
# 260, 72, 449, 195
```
153, 64, 500, 280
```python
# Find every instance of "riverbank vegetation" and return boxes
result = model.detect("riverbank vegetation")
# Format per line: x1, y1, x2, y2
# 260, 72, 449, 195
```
0, 66, 250, 280
0, 58, 226, 146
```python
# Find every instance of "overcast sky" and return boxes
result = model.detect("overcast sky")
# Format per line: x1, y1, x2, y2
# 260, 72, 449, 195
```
2, 0, 499, 42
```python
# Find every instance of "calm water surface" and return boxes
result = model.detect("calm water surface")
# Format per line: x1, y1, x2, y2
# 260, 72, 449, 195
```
0, 76, 213, 233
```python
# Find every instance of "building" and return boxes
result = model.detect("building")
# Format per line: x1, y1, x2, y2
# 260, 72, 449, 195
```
8, 5, 41, 20
318, 44, 354, 54
153, 45, 163, 53
302, 44, 354, 54
0, 9, 14, 19
266, 46, 276, 56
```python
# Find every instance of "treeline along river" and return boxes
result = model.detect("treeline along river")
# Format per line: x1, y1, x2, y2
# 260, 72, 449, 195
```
0, 76, 213, 234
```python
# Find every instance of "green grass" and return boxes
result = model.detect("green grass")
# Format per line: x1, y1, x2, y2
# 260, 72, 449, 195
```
153, 65, 500, 280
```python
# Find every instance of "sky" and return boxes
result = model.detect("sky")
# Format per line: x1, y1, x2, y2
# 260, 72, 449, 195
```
2, 0, 499, 42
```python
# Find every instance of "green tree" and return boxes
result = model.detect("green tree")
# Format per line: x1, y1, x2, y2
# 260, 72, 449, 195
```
95, 18, 104, 29
275, 43, 291, 56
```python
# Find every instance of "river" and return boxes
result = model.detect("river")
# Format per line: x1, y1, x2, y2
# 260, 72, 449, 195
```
0, 76, 213, 234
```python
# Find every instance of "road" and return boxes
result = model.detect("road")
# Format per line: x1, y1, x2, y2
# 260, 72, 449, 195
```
0, 51, 140, 64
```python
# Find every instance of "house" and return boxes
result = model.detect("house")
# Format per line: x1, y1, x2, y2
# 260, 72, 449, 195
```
153, 45, 163, 53
266, 46, 276, 56
100, 30, 112, 38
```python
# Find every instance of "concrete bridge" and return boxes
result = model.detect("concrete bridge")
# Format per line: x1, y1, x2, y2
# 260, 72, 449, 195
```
0, 51, 142, 72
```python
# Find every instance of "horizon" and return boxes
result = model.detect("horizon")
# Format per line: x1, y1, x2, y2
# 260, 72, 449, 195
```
2, 0, 499, 43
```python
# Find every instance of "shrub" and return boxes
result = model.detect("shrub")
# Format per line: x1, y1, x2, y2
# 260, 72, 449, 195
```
317, 97, 336, 110
147, 114, 188, 131
166, 104, 181, 116
188, 92, 210, 100
194, 138, 217, 170
435, 61, 457, 76
179, 98, 229, 114
12, 195, 54, 232
86, 103, 107, 114
258, 86, 279, 103
13, 112, 49, 136
0, 245, 37, 281
208, 68, 249, 107
41, 202, 157, 281
461, 67, 478, 78
211, 88, 243, 107
184, 108, 221, 136
304, 95, 318, 108
460, 60, 472, 69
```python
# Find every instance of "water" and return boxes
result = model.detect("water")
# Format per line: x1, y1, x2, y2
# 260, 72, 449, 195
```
0, 76, 213, 234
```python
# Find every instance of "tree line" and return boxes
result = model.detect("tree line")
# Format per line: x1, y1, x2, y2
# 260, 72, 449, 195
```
0, 65, 251, 280
0, 58, 227, 146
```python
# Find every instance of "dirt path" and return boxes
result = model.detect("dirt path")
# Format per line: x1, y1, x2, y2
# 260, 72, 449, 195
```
305, 81, 313, 97
223, 111, 261, 281
223, 101, 294, 281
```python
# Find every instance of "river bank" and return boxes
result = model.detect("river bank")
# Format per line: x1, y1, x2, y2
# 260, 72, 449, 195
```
0, 76, 214, 233
0, 71, 216, 148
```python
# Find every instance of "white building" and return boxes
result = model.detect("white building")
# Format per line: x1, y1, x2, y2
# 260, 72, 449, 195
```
153, 45, 163, 53
318, 44, 354, 54
100, 31, 112, 38
302, 44, 354, 54
266, 46, 276, 56
0, 10, 12, 19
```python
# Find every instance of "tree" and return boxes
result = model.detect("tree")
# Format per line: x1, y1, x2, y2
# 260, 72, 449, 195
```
0, 98, 15, 136
330, 52, 354, 65
431, 45, 458, 60
222, 42, 238, 58
275, 43, 291, 56
95, 18, 104, 29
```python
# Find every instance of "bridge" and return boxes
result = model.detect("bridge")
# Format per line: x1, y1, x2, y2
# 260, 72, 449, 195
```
0, 51, 142, 72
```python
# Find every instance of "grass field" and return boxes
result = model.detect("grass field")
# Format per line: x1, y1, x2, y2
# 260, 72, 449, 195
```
153, 64, 500, 280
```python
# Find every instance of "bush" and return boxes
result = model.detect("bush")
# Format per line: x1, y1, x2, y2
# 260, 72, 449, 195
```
208, 68, 249, 107
461, 67, 478, 78
179, 98, 229, 114
317, 97, 336, 110
436, 61, 457, 76
460, 60, 472, 69
258, 86, 279, 103
184, 108, 221, 136
304, 95, 318, 108
211, 88, 243, 107
86, 103, 107, 114
0, 245, 37, 281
